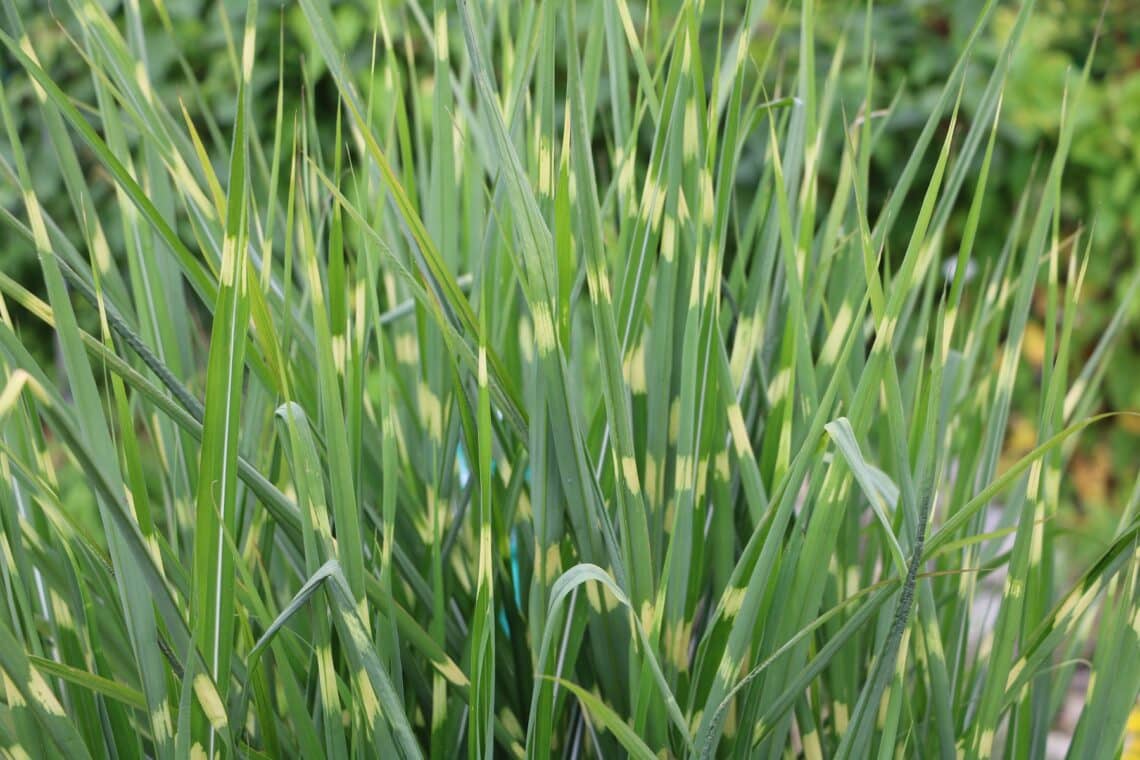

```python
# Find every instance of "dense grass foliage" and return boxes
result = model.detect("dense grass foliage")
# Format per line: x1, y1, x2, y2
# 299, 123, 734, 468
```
0, 0, 1138, 757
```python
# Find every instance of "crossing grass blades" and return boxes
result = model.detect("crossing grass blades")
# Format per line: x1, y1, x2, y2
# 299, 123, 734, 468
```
0, 0, 1138, 757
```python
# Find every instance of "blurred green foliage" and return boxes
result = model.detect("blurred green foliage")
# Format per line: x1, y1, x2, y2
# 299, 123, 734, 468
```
801, 0, 1140, 528
2, 0, 306, 357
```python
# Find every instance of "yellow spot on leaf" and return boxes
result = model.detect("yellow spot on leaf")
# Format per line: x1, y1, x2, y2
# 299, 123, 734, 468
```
395, 333, 419, 365
624, 340, 647, 394
683, 100, 699, 160
715, 451, 730, 482
532, 303, 557, 354
721, 586, 746, 618
639, 600, 655, 635
621, 455, 641, 495
356, 669, 382, 722
436, 658, 469, 687
543, 543, 562, 585
193, 673, 228, 730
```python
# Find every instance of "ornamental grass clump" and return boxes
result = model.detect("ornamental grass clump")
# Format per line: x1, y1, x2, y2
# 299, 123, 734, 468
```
0, 0, 1137, 757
